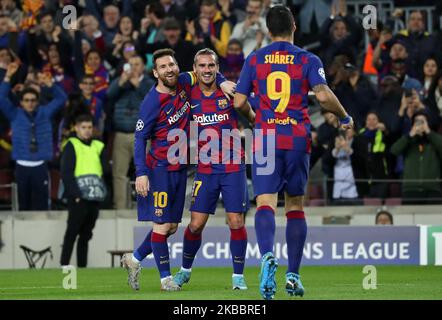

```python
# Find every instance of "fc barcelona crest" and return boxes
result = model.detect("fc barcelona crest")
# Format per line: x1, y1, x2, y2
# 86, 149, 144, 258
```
154, 208, 163, 217
217, 98, 228, 109
179, 90, 187, 100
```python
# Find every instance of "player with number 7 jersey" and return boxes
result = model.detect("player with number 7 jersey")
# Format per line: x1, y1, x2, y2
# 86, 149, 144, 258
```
234, 6, 353, 300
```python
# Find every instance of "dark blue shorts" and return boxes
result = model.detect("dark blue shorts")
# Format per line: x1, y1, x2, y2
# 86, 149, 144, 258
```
252, 149, 310, 197
190, 170, 249, 215
137, 167, 187, 223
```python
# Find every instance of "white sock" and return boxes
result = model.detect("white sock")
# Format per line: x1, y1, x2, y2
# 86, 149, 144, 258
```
180, 267, 191, 273
232, 273, 243, 278
131, 254, 141, 264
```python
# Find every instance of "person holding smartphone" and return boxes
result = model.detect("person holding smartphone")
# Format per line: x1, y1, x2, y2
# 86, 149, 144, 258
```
391, 111, 442, 204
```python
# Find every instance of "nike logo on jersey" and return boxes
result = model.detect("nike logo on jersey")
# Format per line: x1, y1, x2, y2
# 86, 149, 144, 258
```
191, 104, 199, 109
166, 107, 174, 115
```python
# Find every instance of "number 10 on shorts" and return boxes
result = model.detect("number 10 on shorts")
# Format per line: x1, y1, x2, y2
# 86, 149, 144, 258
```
153, 191, 168, 208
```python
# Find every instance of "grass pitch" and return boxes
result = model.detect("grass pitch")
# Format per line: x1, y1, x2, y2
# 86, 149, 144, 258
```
0, 266, 441, 300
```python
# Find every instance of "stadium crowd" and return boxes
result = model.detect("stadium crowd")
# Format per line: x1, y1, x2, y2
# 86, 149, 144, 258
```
0, 0, 442, 211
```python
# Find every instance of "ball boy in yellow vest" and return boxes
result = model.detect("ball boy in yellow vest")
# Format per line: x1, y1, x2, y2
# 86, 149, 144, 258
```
60, 113, 107, 267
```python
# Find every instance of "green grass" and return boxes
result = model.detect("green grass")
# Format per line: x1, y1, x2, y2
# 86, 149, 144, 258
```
0, 266, 441, 300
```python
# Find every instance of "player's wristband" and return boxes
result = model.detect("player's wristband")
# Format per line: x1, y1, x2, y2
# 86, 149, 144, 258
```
339, 115, 352, 126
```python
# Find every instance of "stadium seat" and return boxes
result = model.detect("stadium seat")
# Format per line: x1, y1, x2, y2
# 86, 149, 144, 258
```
363, 198, 382, 206
385, 198, 402, 206
389, 183, 402, 197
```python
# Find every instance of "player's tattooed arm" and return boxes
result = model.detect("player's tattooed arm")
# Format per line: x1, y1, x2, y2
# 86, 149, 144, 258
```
313, 84, 350, 122
234, 93, 255, 125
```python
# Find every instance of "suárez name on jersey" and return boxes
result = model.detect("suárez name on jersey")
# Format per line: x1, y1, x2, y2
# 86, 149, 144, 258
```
264, 52, 295, 64
168, 102, 190, 125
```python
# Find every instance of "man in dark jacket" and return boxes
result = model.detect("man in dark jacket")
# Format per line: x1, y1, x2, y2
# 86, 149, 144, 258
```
0, 62, 67, 210
60, 113, 107, 267
107, 55, 154, 209
395, 11, 438, 80
391, 111, 442, 204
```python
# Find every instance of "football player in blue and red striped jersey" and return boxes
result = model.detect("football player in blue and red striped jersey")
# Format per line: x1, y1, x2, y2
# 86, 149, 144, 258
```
173, 49, 254, 291
121, 48, 235, 292
234, 6, 353, 300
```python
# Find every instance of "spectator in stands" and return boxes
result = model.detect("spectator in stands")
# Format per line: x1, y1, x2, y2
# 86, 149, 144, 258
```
159, 0, 188, 22
359, 112, 390, 198
78, 74, 105, 138
398, 88, 429, 135
74, 46, 109, 102
391, 111, 442, 204
329, 132, 358, 203
375, 209, 393, 225
388, 57, 422, 94
139, 3, 166, 72
425, 71, 442, 133
86, 3, 123, 48
219, 39, 244, 82
421, 56, 439, 98
73, 14, 105, 56
230, 0, 269, 57
396, 10, 438, 80
110, 40, 136, 74
27, 10, 72, 70
323, 127, 369, 202
57, 93, 91, 153
60, 113, 107, 267
0, 47, 27, 86
185, 0, 232, 58
107, 55, 153, 209
374, 75, 402, 138
139, 17, 200, 72
0, 14, 26, 59
0, 0, 23, 26
319, 0, 362, 67
372, 25, 394, 80
333, 62, 378, 128
41, 44, 75, 94
0, 63, 67, 210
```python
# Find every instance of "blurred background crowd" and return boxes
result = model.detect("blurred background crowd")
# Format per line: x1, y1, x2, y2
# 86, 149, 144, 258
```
0, 0, 442, 211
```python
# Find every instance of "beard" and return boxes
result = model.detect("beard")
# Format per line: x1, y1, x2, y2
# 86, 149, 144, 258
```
159, 71, 178, 89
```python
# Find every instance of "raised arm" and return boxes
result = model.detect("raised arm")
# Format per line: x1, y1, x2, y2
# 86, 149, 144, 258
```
39, 73, 68, 117
0, 63, 19, 121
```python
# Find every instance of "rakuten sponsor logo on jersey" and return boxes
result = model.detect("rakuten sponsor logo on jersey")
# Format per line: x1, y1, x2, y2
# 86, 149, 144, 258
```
168, 102, 190, 125
192, 113, 229, 126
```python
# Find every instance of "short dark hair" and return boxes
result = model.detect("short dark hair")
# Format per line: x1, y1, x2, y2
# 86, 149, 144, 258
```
75, 113, 94, 125
37, 10, 54, 23
153, 48, 176, 69
266, 5, 295, 38
80, 74, 95, 83
201, 0, 217, 7
228, 38, 243, 49
20, 87, 39, 101
411, 110, 429, 124
85, 49, 102, 61
148, 2, 166, 19
194, 48, 219, 65
375, 210, 393, 224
